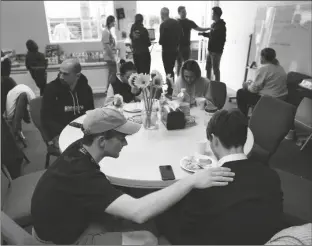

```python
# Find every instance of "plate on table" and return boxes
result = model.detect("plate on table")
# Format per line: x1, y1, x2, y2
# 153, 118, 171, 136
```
180, 155, 214, 173
123, 102, 142, 113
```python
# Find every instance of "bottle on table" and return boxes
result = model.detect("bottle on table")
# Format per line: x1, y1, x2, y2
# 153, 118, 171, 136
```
177, 88, 191, 117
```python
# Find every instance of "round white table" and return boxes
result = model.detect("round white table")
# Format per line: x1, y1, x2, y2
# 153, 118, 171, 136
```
59, 107, 254, 189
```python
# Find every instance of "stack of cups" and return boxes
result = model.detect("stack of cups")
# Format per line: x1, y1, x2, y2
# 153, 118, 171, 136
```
195, 97, 206, 110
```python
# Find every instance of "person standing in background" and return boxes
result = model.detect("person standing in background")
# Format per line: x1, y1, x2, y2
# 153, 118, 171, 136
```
159, 7, 183, 96
176, 6, 211, 76
199, 6, 226, 82
25, 39, 48, 96
101, 15, 117, 96
130, 14, 151, 74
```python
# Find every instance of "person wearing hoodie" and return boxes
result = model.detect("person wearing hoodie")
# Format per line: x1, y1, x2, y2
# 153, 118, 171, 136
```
41, 59, 94, 149
130, 14, 151, 74
25, 39, 48, 96
199, 6, 226, 82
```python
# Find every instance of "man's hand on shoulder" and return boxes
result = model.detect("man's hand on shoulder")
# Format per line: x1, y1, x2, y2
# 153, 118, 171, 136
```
188, 167, 235, 189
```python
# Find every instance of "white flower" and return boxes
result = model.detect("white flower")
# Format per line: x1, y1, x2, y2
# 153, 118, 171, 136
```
162, 84, 168, 93
113, 94, 123, 107
128, 73, 139, 88
134, 73, 150, 89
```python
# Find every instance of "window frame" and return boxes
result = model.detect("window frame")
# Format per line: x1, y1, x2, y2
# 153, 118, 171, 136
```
44, 1, 113, 44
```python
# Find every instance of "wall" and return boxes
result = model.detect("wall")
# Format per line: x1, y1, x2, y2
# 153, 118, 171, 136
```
0, 1, 136, 54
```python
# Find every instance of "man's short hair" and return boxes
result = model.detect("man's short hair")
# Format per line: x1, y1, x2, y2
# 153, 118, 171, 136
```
212, 6, 223, 17
206, 109, 248, 149
120, 61, 136, 75
161, 7, 170, 16
178, 6, 185, 13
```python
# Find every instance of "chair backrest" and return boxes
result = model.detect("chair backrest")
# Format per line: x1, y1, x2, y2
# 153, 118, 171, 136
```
295, 97, 312, 130
249, 95, 296, 154
207, 81, 227, 109
29, 97, 50, 143
1, 212, 41, 245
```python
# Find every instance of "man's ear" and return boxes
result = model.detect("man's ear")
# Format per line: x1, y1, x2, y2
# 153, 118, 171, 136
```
98, 136, 106, 148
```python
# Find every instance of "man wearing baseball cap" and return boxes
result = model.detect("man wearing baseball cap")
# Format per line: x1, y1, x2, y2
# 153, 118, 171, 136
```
31, 107, 235, 245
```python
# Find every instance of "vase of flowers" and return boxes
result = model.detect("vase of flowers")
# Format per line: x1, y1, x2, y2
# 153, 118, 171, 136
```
128, 70, 168, 129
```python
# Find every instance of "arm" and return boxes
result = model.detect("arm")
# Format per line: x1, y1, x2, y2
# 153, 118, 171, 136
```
144, 28, 152, 47
159, 23, 164, 45
194, 27, 211, 32
106, 167, 234, 224
248, 67, 267, 94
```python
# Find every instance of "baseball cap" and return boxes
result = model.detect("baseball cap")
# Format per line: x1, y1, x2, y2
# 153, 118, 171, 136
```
82, 107, 141, 135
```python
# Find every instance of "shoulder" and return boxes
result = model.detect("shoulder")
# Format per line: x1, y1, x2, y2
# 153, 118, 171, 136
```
198, 77, 210, 85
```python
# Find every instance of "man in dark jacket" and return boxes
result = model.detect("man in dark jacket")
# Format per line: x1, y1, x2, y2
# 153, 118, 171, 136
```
130, 14, 151, 74
156, 109, 285, 245
41, 59, 94, 149
199, 6, 226, 81
159, 7, 182, 95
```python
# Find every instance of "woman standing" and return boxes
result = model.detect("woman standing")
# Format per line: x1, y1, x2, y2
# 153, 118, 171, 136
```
102, 15, 117, 95
130, 14, 151, 74
236, 48, 288, 116
25, 39, 47, 95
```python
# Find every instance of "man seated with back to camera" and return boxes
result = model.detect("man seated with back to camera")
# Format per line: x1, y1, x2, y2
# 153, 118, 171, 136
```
41, 58, 94, 150
105, 61, 142, 105
156, 109, 285, 245
31, 106, 235, 245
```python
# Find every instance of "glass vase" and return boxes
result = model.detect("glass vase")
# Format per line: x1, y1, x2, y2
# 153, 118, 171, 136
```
141, 110, 159, 130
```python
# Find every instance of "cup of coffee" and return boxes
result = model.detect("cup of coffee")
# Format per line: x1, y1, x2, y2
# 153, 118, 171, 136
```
197, 140, 207, 155
195, 97, 206, 110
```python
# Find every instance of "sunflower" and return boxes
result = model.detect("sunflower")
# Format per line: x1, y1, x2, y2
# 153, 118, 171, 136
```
134, 73, 151, 89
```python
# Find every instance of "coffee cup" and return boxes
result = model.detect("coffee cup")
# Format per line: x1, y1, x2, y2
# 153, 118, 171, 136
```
195, 97, 206, 110
197, 140, 207, 155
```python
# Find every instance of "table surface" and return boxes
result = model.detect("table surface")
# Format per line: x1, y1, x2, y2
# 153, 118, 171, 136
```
59, 107, 254, 188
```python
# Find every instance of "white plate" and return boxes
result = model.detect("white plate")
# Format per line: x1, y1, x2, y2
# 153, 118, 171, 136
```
123, 102, 142, 113
180, 155, 215, 173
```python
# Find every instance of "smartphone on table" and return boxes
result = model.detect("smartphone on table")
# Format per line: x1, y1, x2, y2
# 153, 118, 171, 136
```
69, 122, 82, 128
159, 165, 175, 181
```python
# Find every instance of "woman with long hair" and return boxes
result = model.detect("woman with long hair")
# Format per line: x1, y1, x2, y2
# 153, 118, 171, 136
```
172, 59, 211, 105
236, 47, 288, 116
25, 39, 47, 95
101, 15, 117, 96
130, 14, 151, 74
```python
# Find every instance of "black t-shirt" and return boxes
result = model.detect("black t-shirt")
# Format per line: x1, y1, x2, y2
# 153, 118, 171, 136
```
158, 159, 285, 245
178, 18, 198, 47
31, 140, 123, 244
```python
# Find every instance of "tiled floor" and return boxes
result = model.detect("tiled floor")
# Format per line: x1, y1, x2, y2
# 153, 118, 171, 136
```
21, 90, 237, 175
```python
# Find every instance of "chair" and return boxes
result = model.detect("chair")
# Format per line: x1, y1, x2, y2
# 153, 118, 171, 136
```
266, 223, 312, 245
1, 212, 40, 245
1, 165, 45, 227
29, 97, 60, 168
294, 97, 312, 151
207, 81, 227, 109
248, 96, 296, 164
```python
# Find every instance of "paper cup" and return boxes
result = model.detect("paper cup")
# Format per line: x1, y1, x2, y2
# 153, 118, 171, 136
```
197, 140, 207, 155
195, 97, 206, 110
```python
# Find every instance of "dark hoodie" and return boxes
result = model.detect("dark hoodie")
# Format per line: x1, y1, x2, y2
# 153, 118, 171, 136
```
130, 23, 151, 54
203, 19, 226, 53
41, 73, 94, 140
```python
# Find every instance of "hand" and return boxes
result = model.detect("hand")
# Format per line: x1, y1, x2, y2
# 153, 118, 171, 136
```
190, 167, 235, 189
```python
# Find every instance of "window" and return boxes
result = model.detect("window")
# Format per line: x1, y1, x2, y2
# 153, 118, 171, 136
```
44, 1, 114, 43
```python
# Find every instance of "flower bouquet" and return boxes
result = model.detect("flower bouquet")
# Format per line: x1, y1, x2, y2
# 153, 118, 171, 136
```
128, 70, 169, 129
